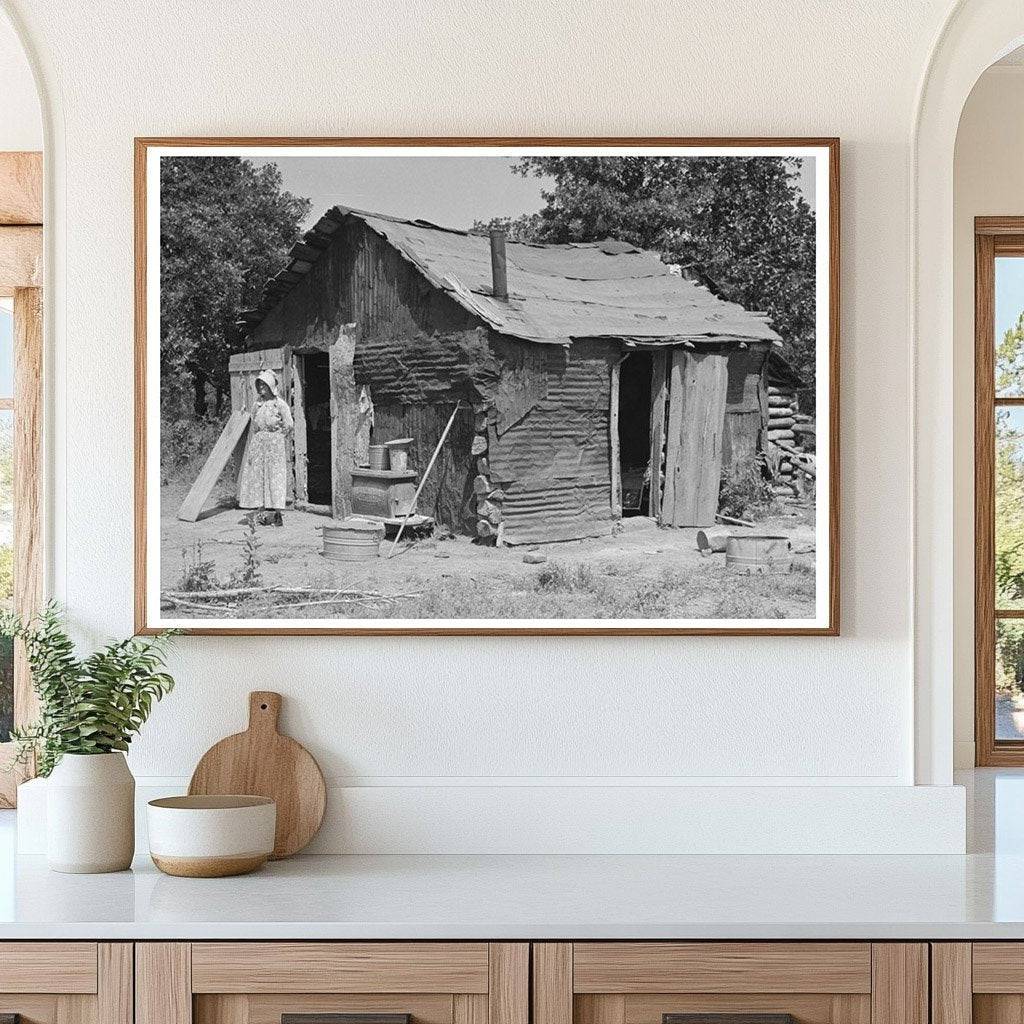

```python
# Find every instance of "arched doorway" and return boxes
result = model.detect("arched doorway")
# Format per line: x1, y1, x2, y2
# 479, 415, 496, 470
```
913, 0, 1024, 785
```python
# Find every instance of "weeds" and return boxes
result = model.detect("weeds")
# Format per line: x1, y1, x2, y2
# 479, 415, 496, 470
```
717, 462, 778, 521
535, 560, 597, 593
228, 520, 263, 589
178, 541, 218, 592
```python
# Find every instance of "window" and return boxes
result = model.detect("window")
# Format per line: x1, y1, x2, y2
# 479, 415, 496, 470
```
975, 220, 1024, 764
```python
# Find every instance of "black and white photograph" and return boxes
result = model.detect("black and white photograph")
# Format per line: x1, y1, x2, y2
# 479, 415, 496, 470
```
137, 140, 837, 634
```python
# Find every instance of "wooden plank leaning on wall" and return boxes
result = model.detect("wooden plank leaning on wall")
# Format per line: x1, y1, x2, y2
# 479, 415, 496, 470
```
0, 151, 43, 808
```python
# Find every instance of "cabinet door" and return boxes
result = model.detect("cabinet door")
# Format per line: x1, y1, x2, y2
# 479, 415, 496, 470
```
534, 944, 927, 1024
137, 943, 528, 1024
937, 943, 1024, 1024
0, 942, 132, 1024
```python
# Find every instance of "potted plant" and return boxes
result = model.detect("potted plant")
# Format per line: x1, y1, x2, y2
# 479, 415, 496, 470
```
2, 604, 177, 873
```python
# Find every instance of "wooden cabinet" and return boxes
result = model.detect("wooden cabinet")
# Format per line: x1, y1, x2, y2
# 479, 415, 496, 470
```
931, 943, 1024, 1024
136, 943, 528, 1024
0, 943, 132, 1024
532, 944, 928, 1024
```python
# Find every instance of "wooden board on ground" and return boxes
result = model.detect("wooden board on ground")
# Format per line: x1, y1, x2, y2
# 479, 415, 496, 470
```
189, 691, 326, 860
177, 409, 250, 522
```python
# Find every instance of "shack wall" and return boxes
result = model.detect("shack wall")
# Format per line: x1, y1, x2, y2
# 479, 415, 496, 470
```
488, 337, 617, 545
722, 343, 770, 480
247, 220, 491, 528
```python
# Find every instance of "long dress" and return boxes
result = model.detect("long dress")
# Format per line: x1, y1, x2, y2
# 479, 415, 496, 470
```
238, 397, 293, 509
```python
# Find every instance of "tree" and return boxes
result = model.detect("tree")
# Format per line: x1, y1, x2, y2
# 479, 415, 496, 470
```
996, 313, 1024, 612
160, 157, 310, 418
476, 156, 817, 395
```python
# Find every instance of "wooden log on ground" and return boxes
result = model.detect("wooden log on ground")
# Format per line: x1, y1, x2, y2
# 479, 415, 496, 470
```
768, 429, 796, 442
768, 416, 796, 430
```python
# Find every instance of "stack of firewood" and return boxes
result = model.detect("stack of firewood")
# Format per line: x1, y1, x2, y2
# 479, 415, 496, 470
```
767, 386, 799, 497
472, 405, 504, 543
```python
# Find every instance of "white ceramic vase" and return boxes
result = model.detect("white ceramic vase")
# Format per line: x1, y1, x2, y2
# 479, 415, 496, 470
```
46, 752, 135, 873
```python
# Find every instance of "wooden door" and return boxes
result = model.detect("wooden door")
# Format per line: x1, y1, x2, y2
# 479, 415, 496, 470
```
137, 942, 528, 1024
534, 943, 927, 1024
229, 347, 294, 502
661, 349, 729, 528
0, 942, 131, 1024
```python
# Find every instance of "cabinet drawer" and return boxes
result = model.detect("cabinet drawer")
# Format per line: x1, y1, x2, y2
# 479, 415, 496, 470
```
191, 943, 490, 993
534, 943, 926, 1024
572, 943, 872, 994
139, 942, 528, 1024
0, 942, 98, 993
0, 943, 130, 1024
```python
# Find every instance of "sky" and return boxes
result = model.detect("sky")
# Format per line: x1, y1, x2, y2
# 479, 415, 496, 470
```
249, 154, 817, 232
997, 257, 1024, 341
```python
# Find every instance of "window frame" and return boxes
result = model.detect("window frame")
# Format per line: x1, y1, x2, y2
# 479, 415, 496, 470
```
0, 152, 43, 806
975, 218, 1024, 765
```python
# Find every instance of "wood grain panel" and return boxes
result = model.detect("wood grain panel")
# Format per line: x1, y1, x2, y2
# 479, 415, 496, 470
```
622, 994, 836, 1024
972, 944, 1024, 992
98, 945, 133, 1024
576, 996, 626, 1024
975, 995, 1024, 1024
0, 994, 60, 1023
14, 286, 42, 722
573, 944, 872, 994
0, 943, 97, 993
535, 944, 573, 1024
194, 996, 248, 1024
870, 945, 927, 1024
136, 943, 192, 1024
454, 995, 487, 1024
931, 944, 971, 1024
55, 995, 95, 1024
489, 943, 528, 1024
0, 153, 42, 225
831, 995, 871, 1024
192, 943, 489, 994
0, 226, 41, 294
238, 994, 453, 1024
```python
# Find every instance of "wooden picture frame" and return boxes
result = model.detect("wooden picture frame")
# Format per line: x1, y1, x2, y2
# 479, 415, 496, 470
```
135, 137, 840, 636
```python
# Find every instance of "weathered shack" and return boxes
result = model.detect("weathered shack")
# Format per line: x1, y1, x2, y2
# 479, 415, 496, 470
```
221, 206, 782, 542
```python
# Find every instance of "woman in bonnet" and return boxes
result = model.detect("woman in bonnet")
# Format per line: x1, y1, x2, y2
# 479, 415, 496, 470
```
238, 369, 294, 511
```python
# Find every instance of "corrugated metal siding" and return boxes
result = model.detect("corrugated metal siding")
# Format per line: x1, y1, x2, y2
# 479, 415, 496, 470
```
490, 338, 616, 545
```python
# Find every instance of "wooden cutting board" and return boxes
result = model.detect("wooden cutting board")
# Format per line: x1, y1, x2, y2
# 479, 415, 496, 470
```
188, 691, 326, 859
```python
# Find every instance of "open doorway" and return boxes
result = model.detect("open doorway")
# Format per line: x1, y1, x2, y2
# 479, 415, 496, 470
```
302, 352, 332, 506
618, 352, 653, 516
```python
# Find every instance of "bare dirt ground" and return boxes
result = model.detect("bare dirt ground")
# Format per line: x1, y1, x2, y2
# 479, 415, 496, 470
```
160, 495, 817, 621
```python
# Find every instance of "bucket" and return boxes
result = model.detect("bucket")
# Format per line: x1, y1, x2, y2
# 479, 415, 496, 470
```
321, 520, 384, 562
368, 445, 387, 471
384, 437, 413, 473
725, 535, 793, 574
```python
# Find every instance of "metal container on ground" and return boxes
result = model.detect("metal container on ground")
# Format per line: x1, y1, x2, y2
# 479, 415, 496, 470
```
725, 534, 793, 574
368, 444, 387, 470
321, 519, 385, 561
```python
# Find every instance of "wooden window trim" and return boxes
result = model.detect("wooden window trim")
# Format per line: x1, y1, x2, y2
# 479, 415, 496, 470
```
0, 151, 43, 806
975, 217, 1024, 765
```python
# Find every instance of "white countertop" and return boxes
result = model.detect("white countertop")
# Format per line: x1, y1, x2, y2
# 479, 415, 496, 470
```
1, 849, 1023, 940
1, 769, 1022, 941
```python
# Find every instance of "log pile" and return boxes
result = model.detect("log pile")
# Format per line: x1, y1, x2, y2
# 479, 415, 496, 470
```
767, 387, 814, 501
471, 404, 504, 543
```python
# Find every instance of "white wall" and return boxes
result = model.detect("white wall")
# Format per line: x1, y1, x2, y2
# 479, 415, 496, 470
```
0, 8, 40, 151
952, 64, 1024, 768
1, 0, 973, 851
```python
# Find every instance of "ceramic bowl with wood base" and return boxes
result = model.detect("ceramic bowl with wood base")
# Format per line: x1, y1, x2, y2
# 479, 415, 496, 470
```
147, 795, 276, 877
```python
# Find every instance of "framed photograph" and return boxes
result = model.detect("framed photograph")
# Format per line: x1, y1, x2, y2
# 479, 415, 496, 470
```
135, 137, 839, 636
